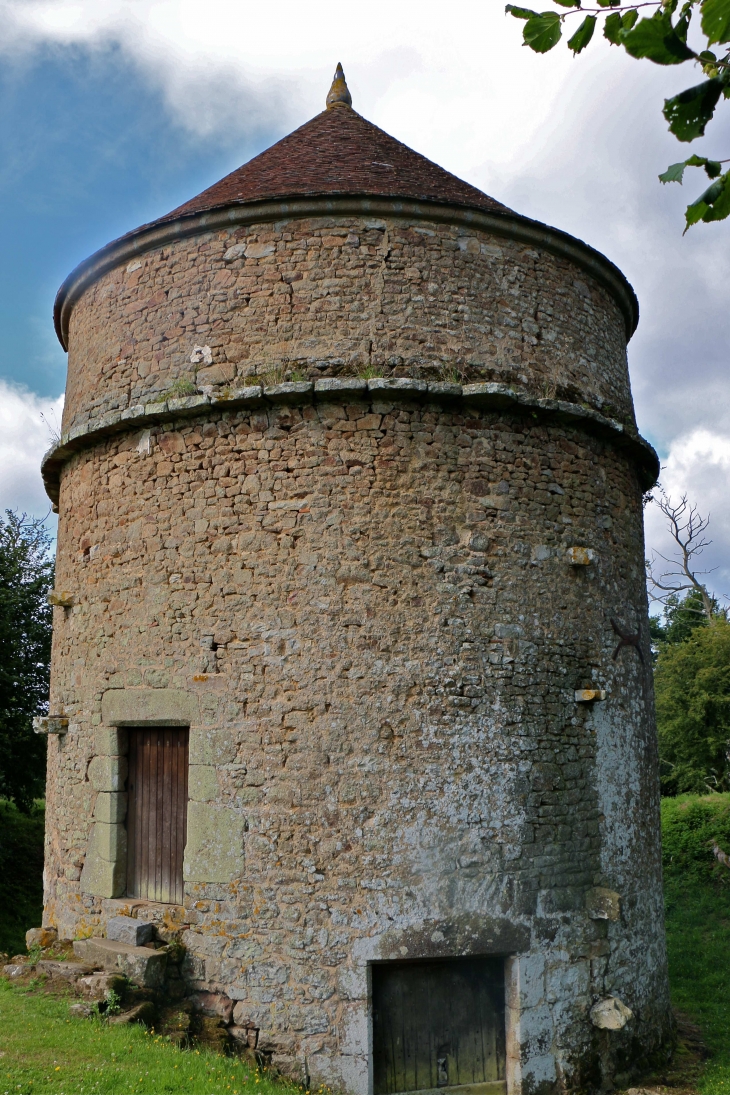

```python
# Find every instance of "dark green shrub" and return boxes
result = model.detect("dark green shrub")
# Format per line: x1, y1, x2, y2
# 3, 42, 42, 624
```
0, 800, 44, 955
662, 793, 730, 886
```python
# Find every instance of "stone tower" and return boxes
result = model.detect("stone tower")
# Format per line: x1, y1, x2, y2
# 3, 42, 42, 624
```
40, 65, 671, 1094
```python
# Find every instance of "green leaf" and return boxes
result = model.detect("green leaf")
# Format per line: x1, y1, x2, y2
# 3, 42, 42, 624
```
664, 77, 724, 140
658, 154, 717, 184
683, 174, 728, 233
659, 160, 692, 183
622, 10, 639, 31
702, 0, 730, 45
596, 0, 621, 6
701, 170, 730, 220
505, 4, 538, 18
523, 11, 562, 51
622, 9, 696, 64
604, 11, 623, 43
552, 0, 580, 6
684, 197, 711, 230
696, 176, 726, 200
568, 14, 596, 52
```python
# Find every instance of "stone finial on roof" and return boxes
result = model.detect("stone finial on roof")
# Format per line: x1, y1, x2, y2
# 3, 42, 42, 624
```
326, 63, 352, 109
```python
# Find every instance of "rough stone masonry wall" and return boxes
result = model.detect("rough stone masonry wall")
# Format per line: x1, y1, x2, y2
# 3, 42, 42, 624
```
44, 392, 671, 1093
62, 214, 635, 438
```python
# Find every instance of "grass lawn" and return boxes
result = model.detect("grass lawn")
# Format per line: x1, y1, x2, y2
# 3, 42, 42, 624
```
662, 794, 730, 1094
0, 979, 294, 1095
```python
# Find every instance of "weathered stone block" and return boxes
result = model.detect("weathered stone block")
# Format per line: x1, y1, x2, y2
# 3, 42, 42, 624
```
79, 820, 127, 898
94, 727, 128, 756
90, 822, 127, 863
189, 726, 237, 766
36, 960, 93, 982
229, 1025, 259, 1049
590, 996, 633, 1030
78, 971, 127, 1000
107, 916, 155, 947
566, 546, 597, 566
101, 688, 197, 727
189, 990, 234, 1023
188, 764, 218, 802
88, 755, 128, 792
33, 716, 68, 736
586, 886, 621, 921
47, 590, 75, 607
183, 803, 245, 883
73, 938, 167, 989
108, 1000, 157, 1026
93, 792, 127, 824
79, 851, 126, 899
26, 926, 57, 949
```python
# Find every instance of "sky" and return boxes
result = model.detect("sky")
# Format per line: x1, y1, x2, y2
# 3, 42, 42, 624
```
0, 0, 728, 605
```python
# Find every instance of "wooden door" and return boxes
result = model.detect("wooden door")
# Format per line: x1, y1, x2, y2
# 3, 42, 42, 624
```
126, 727, 189, 905
372, 957, 506, 1095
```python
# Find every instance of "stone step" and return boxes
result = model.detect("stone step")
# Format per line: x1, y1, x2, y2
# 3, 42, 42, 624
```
36, 960, 94, 982
73, 938, 167, 989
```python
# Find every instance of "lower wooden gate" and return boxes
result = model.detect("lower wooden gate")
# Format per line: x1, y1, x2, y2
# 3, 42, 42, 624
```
126, 727, 189, 905
372, 956, 506, 1095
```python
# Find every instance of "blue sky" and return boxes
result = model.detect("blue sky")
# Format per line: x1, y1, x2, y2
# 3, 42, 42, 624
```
1, 0, 729, 602
0, 43, 275, 399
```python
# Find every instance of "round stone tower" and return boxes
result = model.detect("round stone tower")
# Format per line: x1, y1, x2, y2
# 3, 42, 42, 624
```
41, 65, 671, 1093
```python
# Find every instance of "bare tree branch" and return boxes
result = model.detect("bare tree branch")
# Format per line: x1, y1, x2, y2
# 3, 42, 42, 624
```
646, 489, 717, 621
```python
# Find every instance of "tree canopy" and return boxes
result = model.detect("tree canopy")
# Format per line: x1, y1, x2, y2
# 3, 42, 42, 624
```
655, 614, 730, 794
0, 512, 54, 811
506, 0, 730, 231
650, 587, 715, 651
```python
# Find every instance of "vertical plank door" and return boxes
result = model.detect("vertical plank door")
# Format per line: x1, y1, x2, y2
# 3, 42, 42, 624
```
126, 727, 189, 904
372, 956, 506, 1095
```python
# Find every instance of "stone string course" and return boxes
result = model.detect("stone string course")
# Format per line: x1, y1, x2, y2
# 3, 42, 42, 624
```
44, 207, 672, 1094
42, 377, 658, 507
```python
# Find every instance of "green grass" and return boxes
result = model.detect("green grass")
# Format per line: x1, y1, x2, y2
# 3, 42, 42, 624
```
0, 801, 44, 956
0, 979, 295, 1095
662, 793, 730, 1093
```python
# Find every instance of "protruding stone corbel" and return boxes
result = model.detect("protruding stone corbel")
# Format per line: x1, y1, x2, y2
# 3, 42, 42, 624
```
48, 590, 75, 608
567, 547, 596, 566
586, 886, 621, 921
33, 716, 69, 735
590, 996, 633, 1030
575, 689, 607, 703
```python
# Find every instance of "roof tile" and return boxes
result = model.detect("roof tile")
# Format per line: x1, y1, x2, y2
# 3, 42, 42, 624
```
152, 104, 509, 226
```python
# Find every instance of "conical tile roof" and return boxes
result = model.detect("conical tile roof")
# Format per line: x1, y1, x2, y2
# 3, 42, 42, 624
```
55, 66, 640, 350
152, 73, 509, 226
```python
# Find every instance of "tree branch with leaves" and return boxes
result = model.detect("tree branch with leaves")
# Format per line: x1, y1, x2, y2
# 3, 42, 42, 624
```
506, 0, 730, 230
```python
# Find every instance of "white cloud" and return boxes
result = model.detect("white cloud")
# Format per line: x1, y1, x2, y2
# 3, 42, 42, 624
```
644, 429, 730, 603
0, 1, 626, 156
0, 381, 63, 520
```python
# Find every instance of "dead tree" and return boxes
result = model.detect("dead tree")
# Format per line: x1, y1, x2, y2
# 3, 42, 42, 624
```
646, 490, 717, 621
